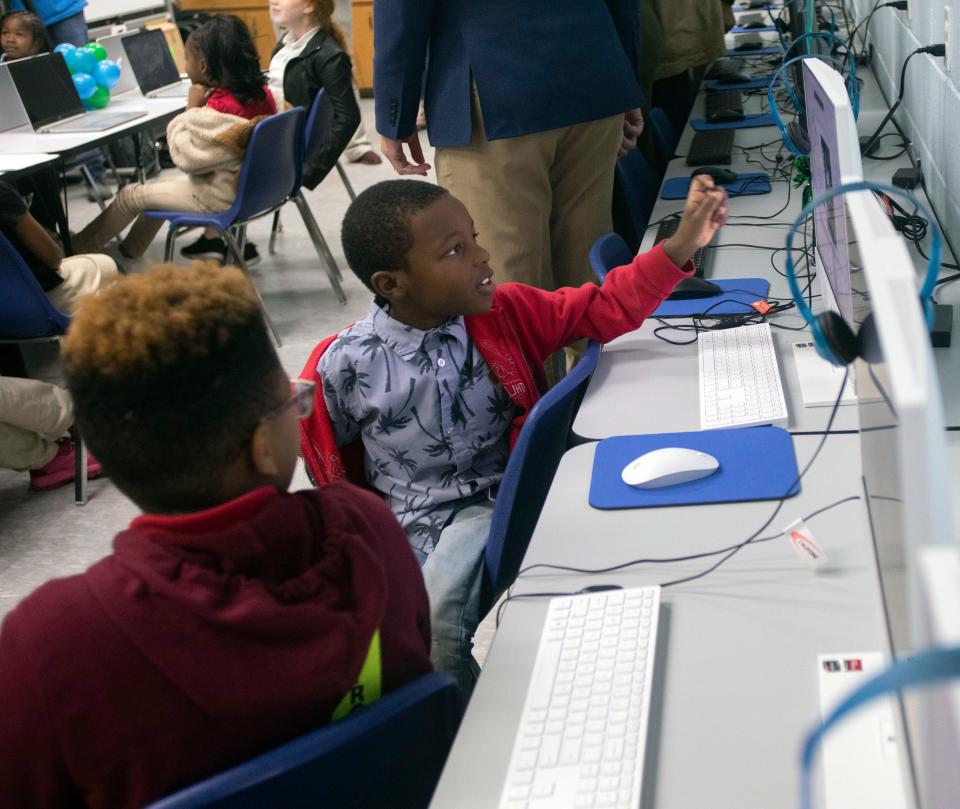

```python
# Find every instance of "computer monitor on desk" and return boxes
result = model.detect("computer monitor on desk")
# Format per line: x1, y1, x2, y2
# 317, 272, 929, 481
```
851, 189, 954, 809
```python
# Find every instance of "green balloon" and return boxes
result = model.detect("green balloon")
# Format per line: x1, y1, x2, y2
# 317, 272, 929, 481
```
86, 85, 110, 109
85, 42, 108, 62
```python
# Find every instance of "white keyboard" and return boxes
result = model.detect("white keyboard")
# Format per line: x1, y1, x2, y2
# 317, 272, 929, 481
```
698, 322, 788, 430
498, 586, 661, 809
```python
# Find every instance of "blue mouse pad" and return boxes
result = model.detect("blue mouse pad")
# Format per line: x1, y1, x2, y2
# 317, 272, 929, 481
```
661, 172, 771, 199
733, 2, 776, 9
725, 46, 784, 56
652, 277, 770, 317
589, 426, 799, 510
731, 24, 777, 33
690, 113, 776, 131
703, 77, 772, 91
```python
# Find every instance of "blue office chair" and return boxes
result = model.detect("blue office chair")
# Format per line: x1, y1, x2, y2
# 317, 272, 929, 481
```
145, 672, 463, 809
647, 107, 679, 173
588, 232, 634, 284
480, 340, 602, 615
143, 107, 308, 347
612, 148, 659, 254
0, 232, 90, 505
268, 90, 347, 294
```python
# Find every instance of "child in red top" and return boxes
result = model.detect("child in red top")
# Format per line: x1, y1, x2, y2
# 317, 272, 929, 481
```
73, 15, 277, 259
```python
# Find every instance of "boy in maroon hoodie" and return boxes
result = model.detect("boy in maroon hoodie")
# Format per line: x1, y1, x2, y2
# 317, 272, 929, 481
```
299, 177, 728, 694
0, 262, 432, 809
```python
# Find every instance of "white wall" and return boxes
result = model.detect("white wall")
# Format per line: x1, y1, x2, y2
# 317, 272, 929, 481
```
847, 0, 960, 254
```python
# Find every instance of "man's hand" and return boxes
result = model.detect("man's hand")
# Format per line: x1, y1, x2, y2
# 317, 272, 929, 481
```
662, 176, 729, 267
187, 83, 212, 110
618, 108, 645, 157
381, 132, 432, 176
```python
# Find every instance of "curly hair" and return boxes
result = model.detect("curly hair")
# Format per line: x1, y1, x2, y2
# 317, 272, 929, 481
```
62, 262, 283, 513
341, 180, 449, 292
187, 15, 267, 105
0, 11, 49, 56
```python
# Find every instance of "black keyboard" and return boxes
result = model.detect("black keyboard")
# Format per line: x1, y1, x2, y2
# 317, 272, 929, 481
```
653, 217, 715, 278
686, 129, 735, 166
705, 89, 744, 123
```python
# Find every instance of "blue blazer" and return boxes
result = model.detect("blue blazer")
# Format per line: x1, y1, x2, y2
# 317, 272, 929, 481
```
374, 0, 645, 148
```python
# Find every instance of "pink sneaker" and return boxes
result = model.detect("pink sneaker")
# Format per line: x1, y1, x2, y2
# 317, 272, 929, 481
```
29, 439, 104, 492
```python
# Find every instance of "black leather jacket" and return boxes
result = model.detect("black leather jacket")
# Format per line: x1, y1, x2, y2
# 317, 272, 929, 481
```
274, 28, 361, 189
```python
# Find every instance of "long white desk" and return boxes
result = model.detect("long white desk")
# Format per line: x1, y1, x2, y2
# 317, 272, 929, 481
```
0, 153, 58, 179
430, 437, 883, 808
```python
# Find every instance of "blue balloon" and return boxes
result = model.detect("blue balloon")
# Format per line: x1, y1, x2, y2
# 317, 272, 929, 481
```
72, 72, 96, 100
53, 43, 76, 55
64, 47, 96, 76
93, 59, 121, 89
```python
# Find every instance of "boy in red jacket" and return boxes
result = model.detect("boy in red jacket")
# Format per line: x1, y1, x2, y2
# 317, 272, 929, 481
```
0, 263, 432, 809
301, 178, 727, 694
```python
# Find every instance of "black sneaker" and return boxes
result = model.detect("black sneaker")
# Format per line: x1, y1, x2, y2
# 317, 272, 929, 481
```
242, 242, 260, 267
180, 235, 228, 260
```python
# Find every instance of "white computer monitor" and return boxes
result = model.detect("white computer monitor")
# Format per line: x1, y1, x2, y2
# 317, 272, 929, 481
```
850, 189, 954, 809
803, 58, 864, 323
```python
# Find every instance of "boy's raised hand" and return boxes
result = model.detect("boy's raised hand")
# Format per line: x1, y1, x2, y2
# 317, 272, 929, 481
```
662, 176, 729, 268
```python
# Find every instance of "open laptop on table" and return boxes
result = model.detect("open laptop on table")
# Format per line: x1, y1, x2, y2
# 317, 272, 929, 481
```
122, 29, 191, 99
8, 53, 146, 134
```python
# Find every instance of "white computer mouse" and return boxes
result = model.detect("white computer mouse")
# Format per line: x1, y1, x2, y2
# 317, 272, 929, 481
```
621, 447, 720, 489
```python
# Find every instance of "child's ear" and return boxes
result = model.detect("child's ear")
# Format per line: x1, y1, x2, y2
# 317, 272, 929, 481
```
248, 422, 281, 477
370, 269, 406, 302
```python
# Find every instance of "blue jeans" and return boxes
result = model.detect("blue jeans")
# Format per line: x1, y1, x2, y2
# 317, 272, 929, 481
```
420, 500, 493, 700
48, 13, 107, 181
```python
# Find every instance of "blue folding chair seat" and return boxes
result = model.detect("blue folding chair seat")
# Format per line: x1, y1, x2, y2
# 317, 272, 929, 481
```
145, 672, 462, 809
612, 148, 659, 254
0, 232, 91, 504
588, 232, 634, 284
480, 341, 602, 614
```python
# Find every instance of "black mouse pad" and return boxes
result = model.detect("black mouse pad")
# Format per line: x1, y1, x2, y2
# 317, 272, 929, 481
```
589, 426, 799, 509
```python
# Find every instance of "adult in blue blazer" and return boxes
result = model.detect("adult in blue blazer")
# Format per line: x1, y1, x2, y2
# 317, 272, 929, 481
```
373, 1, 646, 312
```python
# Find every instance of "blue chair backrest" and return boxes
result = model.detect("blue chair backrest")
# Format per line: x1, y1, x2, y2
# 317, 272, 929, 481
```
588, 232, 634, 284
0, 231, 70, 339
227, 107, 305, 223
481, 341, 602, 613
145, 672, 462, 809
304, 88, 332, 163
613, 148, 659, 251
648, 107, 678, 172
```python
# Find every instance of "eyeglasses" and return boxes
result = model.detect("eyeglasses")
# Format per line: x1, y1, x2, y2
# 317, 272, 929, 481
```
261, 378, 316, 423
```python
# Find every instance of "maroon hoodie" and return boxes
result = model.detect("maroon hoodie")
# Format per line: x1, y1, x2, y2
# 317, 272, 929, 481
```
0, 483, 432, 809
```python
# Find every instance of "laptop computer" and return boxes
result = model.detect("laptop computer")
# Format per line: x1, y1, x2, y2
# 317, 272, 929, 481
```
122, 29, 190, 99
97, 31, 141, 97
7, 53, 147, 134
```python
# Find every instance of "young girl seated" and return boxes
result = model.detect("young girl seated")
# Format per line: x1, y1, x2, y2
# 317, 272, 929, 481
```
72, 15, 276, 259
0, 11, 48, 62
181, 0, 362, 261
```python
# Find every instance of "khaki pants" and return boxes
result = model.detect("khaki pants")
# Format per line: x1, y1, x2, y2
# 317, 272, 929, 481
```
0, 378, 73, 471
436, 92, 623, 294
46, 253, 119, 315
73, 177, 212, 258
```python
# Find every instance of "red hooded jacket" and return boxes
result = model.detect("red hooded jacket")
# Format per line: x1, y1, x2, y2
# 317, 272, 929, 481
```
0, 483, 432, 809
299, 243, 693, 485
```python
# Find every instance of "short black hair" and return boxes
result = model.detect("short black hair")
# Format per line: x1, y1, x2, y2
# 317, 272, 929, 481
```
341, 180, 449, 292
187, 15, 266, 105
62, 262, 283, 514
0, 11, 50, 55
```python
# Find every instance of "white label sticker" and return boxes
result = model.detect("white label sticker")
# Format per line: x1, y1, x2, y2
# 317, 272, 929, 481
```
783, 517, 829, 568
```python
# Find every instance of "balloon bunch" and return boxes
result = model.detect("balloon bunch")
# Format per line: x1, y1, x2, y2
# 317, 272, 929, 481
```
53, 42, 122, 110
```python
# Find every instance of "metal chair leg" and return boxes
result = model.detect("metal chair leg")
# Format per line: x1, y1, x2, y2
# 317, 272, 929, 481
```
163, 225, 181, 262
269, 210, 282, 255
293, 192, 347, 304
220, 228, 283, 347
74, 430, 88, 506
335, 160, 357, 202
80, 164, 106, 212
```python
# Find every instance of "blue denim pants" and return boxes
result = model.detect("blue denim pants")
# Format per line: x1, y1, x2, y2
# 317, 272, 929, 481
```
420, 500, 493, 700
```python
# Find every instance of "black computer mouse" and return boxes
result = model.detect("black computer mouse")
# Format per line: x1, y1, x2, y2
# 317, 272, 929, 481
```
668, 277, 724, 300
716, 72, 751, 85
735, 41, 765, 51
690, 166, 738, 184
743, 21, 768, 29
707, 108, 745, 123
